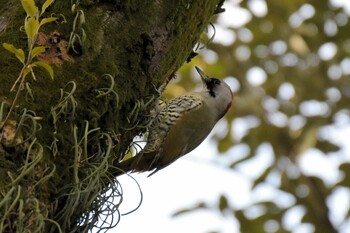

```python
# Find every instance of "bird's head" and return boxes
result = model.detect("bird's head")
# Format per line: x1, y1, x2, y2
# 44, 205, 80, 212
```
195, 66, 234, 118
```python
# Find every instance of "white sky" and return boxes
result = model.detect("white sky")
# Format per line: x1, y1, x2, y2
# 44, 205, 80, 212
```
99, 0, 350, 232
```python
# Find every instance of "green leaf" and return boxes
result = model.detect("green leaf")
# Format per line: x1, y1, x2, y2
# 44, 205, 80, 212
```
338, 163, 350, 186
21, 0, 38, 17
3, 43, 25, 64
31, 61, 54, 79
39, 17, 58, 27
41, 0, 55, 15
30, 46, 47, 60
218, 194, 229, 212
25, 17, 40, 44
79, 10, 85, 25
172, 202, 207, 217
23, 66, 32, 79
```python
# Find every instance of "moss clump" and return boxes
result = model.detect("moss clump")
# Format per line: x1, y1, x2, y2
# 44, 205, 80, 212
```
0, 0, 223, 231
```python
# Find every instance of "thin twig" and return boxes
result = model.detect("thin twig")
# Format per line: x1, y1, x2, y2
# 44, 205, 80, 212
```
0, 67, 27, 139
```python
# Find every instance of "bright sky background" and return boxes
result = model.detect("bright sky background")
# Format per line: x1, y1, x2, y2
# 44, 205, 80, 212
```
100, 0, 350, 232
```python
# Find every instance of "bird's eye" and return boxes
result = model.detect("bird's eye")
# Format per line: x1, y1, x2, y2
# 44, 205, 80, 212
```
213, 79, 221, 85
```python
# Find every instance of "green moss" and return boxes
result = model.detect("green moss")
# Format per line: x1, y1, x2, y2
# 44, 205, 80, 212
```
0, 0, 223, 231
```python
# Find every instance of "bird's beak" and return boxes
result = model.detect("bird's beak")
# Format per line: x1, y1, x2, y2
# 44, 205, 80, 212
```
195, 66, 209, 84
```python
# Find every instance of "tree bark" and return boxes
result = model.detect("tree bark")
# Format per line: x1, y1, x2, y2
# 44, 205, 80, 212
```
0, 0, 223, 232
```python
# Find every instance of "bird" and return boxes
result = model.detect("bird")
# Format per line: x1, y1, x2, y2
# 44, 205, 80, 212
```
116, 66, 234, 177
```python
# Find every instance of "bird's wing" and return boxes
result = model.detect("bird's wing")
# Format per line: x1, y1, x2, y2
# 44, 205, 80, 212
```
144, 94, 203, 154
122, 94, 204, 175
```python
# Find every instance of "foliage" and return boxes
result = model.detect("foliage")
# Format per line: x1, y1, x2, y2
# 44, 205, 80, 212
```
68, 0, 86, 53
1, 0, 56, 135
172, 0, 350, 232
4, 0, 56, 82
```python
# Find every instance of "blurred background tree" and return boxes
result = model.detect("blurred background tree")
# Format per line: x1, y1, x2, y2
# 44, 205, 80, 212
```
168, 0, 350, 232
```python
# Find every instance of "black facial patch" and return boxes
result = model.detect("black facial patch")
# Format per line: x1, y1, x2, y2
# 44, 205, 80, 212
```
205, 78, 221, 97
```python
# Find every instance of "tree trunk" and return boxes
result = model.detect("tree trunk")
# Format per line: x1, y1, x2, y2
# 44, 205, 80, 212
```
0, 0, 223, 232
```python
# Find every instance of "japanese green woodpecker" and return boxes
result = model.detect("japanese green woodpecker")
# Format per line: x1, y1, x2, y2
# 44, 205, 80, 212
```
117, 66, 234, 176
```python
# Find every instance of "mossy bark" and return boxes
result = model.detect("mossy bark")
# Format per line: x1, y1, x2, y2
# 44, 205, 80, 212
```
0, 0, 222, 232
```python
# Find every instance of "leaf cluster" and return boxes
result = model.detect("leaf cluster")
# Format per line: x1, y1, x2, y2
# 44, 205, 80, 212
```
3, 0, 57, 82
1, 0, 57, 136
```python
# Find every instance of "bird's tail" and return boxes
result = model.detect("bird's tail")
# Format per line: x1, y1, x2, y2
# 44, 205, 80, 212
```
113, 157, 134, 177
114, 151, 158, 177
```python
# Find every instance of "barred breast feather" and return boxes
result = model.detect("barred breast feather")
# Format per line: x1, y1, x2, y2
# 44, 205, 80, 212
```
144, 94, 203, 153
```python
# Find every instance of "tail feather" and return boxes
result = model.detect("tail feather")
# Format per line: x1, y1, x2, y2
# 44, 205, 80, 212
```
114, 151, 158, 177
